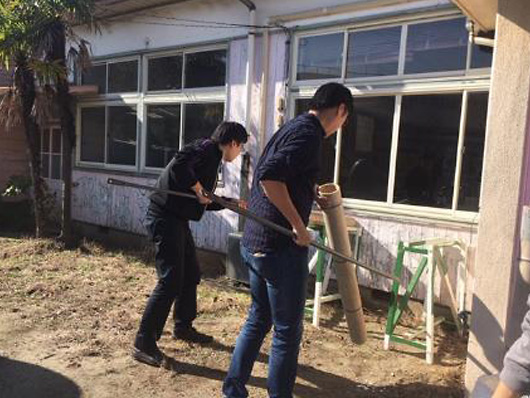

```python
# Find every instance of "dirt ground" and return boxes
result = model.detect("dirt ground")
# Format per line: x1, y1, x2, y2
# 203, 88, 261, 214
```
0, 236, 467, 398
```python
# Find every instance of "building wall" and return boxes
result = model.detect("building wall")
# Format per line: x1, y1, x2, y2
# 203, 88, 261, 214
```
0, 125, 29, 193
78, 0, 451, 57
465, 0, 530, 390
70, 0, 480, 308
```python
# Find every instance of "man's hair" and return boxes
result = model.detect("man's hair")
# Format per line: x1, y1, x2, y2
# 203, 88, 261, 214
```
211, 121, 249, 145
308, 82, 354, 116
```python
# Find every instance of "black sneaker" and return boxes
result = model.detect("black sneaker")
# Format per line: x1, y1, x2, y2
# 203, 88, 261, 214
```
132, 345, 164, 367
173, 326, 213, 344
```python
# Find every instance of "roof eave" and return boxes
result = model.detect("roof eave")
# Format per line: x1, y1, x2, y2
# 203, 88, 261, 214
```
451, 0, 498, 31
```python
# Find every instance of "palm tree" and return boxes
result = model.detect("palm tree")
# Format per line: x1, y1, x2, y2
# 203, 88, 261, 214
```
0, 0, 97, 244
33, 1, 97, 247
0, 4, 50, 237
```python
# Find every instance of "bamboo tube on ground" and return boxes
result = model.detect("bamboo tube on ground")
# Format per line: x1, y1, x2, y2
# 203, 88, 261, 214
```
318, 183, 367, 344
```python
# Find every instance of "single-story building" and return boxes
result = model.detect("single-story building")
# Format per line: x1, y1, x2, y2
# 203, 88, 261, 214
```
57, 0, 530, 393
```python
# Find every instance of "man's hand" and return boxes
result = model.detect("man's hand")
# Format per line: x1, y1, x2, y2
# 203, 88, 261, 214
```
492, 381, 521, 398
192, 182, 212, 205
237, 200, 248, 210
315, 185, 332, 209
261, 180, 310, 247
293, 224, 312, 247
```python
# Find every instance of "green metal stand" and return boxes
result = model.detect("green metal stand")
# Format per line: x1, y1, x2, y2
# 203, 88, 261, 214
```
384, 241, 429, 351
384, 238, 466, 364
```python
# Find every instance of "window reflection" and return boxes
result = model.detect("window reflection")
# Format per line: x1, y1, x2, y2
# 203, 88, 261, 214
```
185, 50, 226, 88
82, 64, 106, 93
347, 27, 401, 78
458, 93, 488, 211
108, 61, 138, 93
183, 103, 224, 144
146, 105, 181, 168
148, 56, 183, 91
405, 18, 468, 74
81, 107, 105, 163
340, 97, 395, 201
297, 33, 343, 80
107, 106, 137, 165
394, 94, 462, 208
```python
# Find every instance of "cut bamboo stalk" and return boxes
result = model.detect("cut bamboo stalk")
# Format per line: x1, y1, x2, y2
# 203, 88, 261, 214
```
318, 183, 367, 344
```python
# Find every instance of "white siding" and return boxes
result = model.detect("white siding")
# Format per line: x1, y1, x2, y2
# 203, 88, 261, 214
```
68, 0, 477, 305
76, 0, 451, 57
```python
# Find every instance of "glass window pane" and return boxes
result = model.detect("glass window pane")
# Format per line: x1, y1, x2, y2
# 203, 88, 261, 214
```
148, 55, 183, 91
80, 107, 105, 163
107, 106, 137, 166
297, 33, 344, 80
81, 64, 106, 93
183, 103, 224, 145
51, 154, 61, 180
347, 26, 401, 78
42, 129, 50, 153
51, 129, 61, 154
184, 50, 226, 88
394, 94, 462, 208
471, 43, 493, 69
146, 104, 181, 168
294, 99, 336, 185
340, 97, 395, 201
41, 155, 50, 178
405, 18, 468, 74
458, 92, 488, 211
108, 60, 138, 93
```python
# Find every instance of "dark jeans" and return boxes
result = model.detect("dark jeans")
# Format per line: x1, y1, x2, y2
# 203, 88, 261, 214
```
223, 244, 309, 398
135, 213, 200, 350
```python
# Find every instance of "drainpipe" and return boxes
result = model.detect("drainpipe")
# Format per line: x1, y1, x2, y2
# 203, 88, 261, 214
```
258, 25, 269, 154
467, 20, 495, 48
239, 0, 256, 133
238, 0, 256, 230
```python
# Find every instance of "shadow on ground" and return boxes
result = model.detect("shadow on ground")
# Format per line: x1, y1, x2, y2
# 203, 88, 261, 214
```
163, 340, 463, 398
0, 355, 81, 398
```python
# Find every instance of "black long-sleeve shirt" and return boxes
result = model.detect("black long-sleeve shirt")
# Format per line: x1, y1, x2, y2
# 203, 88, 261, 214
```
148, 138, 224, 221
242, 113, 325, 252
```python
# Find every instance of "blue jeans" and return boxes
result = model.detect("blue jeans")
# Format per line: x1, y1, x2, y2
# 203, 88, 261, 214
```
223, 244, 309, 398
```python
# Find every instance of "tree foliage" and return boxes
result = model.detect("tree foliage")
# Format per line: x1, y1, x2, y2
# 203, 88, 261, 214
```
0, 0, 97, 241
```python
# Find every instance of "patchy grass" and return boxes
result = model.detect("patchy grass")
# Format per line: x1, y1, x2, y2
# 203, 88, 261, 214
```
0, 237, 467, 398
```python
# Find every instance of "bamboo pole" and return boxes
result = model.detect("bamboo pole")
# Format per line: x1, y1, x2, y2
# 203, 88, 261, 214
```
318, 183, 367, 344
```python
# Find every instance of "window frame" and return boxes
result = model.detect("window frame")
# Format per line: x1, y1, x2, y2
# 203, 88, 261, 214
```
106, 57, 141, 95
290, 11, 491, 223
76, 101, 140, 172
40, 126, 63, 180
290, 81, 490, 224
76, 43, 228, 174
141, 44, 228, 173
291, 13, 491, 88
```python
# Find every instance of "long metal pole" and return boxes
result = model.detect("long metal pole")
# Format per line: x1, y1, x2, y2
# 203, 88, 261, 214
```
107, 178, 399, 283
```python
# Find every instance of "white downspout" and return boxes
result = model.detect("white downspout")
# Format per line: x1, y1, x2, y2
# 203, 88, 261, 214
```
246, 9, 256, 131
258, 26, 270, 154
239, 0, 256, 132
238, 0, 256, 231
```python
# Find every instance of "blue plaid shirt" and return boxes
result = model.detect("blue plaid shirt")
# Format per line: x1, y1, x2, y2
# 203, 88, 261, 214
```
242, 113, 325, 252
